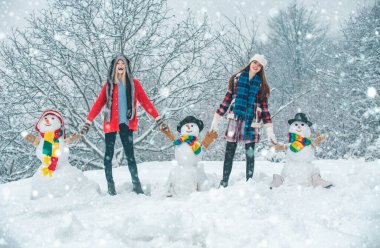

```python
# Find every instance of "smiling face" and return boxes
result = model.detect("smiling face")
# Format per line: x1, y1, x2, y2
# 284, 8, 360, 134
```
289, 121, 311, 137
37, 114, 62, 133
114, 59, 126, 82
249, 60, 262, 74
180, 123, 200, 137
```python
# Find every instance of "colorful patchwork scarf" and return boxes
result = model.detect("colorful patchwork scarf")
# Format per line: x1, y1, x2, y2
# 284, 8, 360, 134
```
39, 129, 63, 177
288, 133, 312, 153
173, 135, 201, 155
233, 69, 262, 139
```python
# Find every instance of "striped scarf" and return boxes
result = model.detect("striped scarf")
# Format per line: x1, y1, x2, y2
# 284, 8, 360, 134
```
39, 129, 63, 177
234, 70, 262, 139
173, 135, 201, 155
288, 133, 312, 153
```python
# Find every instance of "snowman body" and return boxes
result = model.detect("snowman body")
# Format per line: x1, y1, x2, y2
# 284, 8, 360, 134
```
167, 123, 207, 196
281, 121, 318, 185
31, 113, 99, 200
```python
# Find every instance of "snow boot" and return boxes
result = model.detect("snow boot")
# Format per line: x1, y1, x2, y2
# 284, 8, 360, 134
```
132, 181, 144, 195
219, 180, 228, 188
311, 173, 333, 189
270, 174, 284, 189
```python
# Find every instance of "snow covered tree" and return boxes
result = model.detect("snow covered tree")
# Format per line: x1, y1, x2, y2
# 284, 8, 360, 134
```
337, 2, 380, 159
0, 0, 217, 181
267, 2, 328, 89
264, 2, 337, 153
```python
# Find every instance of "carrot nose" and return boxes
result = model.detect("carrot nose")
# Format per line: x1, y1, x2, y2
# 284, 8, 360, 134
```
45, 118, 50, 125
186, 124, 190, 130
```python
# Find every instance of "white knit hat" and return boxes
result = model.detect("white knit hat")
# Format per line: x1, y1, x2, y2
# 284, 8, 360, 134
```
249, 54, 267, 68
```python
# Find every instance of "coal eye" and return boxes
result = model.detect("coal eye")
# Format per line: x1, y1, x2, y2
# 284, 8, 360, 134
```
52, 117, 55, 120
191, 125, 193, 127
295, 124, 298, 126
301, 123, 304, 126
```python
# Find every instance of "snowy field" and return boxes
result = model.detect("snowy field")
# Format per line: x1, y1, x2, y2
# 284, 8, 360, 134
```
1, 159, 380, 248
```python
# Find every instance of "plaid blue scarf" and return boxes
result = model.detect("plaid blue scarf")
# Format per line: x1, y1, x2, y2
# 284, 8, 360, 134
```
234, 69, 262, 138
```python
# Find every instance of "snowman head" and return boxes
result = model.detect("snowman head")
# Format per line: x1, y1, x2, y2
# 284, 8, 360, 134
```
177, 116, 204, 137
180, 122, 200, 136
35, 110, 65, 135
288, 113, 312, 137
289, 121, 311, 137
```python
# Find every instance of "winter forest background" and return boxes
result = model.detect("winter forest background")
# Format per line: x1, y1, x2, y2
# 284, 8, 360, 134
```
0, 0, 379, 182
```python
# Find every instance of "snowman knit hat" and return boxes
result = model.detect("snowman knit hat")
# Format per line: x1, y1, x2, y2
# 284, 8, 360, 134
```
288, 113, 313, 127
35, 109, 66, 136
177, 116, 204, 133
249, 54, 267, 68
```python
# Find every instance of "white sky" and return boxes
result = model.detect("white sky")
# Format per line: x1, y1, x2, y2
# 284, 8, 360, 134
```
0, 0, 373, 40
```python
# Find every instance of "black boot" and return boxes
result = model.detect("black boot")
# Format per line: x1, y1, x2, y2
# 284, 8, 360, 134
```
107, 181, 117, 196
245, 142, 255, 181
220, 142, 238, 188
219, 180, 228, 188
132, 181, 144, 195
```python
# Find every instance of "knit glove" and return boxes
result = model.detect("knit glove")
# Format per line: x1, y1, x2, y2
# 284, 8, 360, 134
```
201, 130, 218, 148
21, 131, 40, 147
265, 123, 277, 145
210, 113, 222, 132
312, 131, 326, 148
155, 116, 169, 132
160, 125, 175, 141
80, 121, 91, 135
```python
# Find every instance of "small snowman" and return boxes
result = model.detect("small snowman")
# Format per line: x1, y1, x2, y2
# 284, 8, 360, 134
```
270, 113, 333, 189
161, 116, 217, 197
22, 110, 100, 199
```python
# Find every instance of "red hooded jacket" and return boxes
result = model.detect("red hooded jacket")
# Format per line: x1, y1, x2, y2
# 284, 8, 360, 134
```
87, 79, 158, 133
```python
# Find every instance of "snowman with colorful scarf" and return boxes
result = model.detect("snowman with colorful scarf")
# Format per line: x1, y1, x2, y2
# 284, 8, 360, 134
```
22, 110, 100, 199
270, 113, 333, 188
161, 116, 217, 197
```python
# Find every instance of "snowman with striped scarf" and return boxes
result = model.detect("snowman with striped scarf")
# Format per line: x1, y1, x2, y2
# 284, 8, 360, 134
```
22, 110, 100, 199
270, 113, 333, 188
161, 116, 217, 197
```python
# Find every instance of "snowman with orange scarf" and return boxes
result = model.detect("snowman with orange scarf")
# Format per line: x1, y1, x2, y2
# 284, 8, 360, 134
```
22, 110, 99, 199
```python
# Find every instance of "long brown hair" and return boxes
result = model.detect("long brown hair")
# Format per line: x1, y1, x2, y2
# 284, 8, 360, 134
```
228, 63, 270, 100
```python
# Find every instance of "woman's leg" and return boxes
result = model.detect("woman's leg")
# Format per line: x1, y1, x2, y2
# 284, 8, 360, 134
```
104, 132, 117, 195
221, 141, 238, 187
245, 142, 255, 181
119, 123, 144, 194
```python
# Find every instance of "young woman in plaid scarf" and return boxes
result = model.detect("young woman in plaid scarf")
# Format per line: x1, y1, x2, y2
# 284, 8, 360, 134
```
210, 54, 277, 187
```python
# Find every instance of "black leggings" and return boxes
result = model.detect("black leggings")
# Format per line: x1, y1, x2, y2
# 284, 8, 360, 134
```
104, 123, 140, 186
222, 141, 255, 182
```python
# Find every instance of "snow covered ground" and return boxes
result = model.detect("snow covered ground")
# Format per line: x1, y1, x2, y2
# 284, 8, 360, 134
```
1, 159, 380, 248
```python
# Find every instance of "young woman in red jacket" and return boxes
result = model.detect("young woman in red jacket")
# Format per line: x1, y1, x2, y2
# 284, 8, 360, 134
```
80, 54, 167, 195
